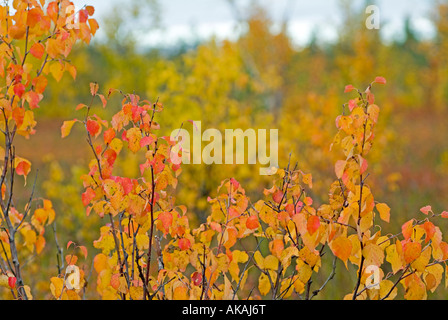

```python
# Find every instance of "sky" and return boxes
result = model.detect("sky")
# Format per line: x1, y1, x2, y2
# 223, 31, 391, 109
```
73, 0, 438, 47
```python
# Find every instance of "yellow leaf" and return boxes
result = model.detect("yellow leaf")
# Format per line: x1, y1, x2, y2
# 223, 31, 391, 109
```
130, 286, 144, 300
0, 274, 8, 287
296, 260, 313, 283
411, 246, 431, 272
254, 251, 264, 269
362, 243, 384, 267
264, 255, 279, 270
426, 264, 444, 293
232, 250, 249, 264
136, 234, 149, 251
49, 61, 64, 82
379, 280, 396, 300
50, 277, 64, 299
258, 273, 270, 296
386, 243, 402, 274
376, 203, 390, 223
61, 120, 77, 138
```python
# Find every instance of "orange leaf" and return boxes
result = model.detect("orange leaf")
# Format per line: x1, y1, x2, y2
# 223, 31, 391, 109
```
403, 242, 421, 263
423, 221, 435, 243
79, 245, 88, 259
401, 220, 414, 240
331, 236, 352, 265
307, 215, 320, 235
15, 158, 31, 180
246, 215, 259, 230
30, 42, 45, 59
103, 128, 115, 145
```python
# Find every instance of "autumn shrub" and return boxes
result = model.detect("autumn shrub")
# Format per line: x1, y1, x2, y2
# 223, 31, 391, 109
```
1, 1, 448, 301
54, 76, 448, 300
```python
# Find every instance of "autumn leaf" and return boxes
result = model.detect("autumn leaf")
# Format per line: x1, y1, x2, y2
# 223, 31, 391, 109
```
420, 205, 432, 215
30, 42, 45, 59
246, 215, 259, 230
307, 215, 320, 235
344, 84, 355, 93
335, 160, 346, 179
330, 236, 352, 266
61, 119, 77, 138
86, 119, 101, 137
376, 203, 390, 223
90, 82, 99, 96
403, 242, 421, 263
178, 238, 191, 251
79, 246, 88, 259
126, 127, 142, 153
373, 76, 387, 85
362, 243, 384, 267
401, 220, 414, 240
14, 83, 25, 98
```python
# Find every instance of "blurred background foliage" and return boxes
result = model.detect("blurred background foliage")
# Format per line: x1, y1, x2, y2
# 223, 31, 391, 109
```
10, 0, 448, 299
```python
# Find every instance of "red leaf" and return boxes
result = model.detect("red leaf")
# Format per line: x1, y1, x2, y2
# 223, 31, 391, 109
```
158, 211, 173, 235
8, 277, 16, 289
178, 238, 191, 251
344, 84, 355, 93
374, 76, 387, 85
420, 205, 432, 215
81, 187, 95, 206
191, 271, 202, 286
103, 128, 115, 144
86, 119, 100, 137
14, 83, 25, 98
140, 135, 154, 148
307, 215, 320, 235
67, 241, 74, 249
230, 177, 239, 190
273, 190, 283, 204
30, 42, 45, 59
